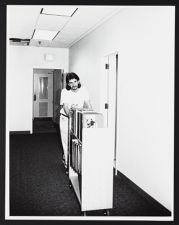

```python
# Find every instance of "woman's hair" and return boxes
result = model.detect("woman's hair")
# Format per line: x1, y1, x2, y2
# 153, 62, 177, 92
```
66, 72, 81, 90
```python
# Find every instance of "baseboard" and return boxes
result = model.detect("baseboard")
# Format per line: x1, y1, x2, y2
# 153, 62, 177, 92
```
114, 168, 171, 215
10, 131, 31, 135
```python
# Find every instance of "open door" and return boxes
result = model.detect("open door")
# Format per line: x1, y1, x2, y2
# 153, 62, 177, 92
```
53, 69, 66, 124
33, 69, 53, 118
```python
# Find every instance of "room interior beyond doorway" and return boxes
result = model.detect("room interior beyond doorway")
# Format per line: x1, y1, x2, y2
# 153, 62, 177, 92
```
32, 68, 65, 133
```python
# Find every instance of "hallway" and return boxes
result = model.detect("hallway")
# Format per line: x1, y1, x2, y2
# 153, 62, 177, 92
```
10, 132, 171, 217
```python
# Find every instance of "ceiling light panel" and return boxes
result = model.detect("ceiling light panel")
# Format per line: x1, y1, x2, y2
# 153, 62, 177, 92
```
42, 6, 78, 16
33, 30, 58, 40
36, 14, 70, 31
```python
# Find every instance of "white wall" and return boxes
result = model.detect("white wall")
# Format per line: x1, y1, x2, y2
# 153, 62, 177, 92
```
69, 6, 175, 211
7, 46, 69, 132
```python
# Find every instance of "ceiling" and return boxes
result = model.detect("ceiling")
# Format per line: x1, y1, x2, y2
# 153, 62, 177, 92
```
7, 5, 124, 48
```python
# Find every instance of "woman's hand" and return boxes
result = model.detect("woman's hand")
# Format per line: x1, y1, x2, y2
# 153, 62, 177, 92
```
71, 104, 80, 110
71, 104, 77, 109
70, 105, 84, 111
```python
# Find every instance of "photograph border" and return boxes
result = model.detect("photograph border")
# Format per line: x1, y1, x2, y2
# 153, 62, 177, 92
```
1, 0, 177, 224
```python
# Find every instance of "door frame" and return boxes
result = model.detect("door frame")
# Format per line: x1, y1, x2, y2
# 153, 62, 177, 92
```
53, 69, 65, 123
32, 68, 65, 134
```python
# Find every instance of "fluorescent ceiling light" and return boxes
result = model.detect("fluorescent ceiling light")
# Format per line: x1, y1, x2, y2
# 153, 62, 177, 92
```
42, 6, 78, 16
32, 29, 58, 40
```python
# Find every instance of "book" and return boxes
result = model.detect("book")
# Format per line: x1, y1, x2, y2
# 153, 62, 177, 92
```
70, 110, 104, 173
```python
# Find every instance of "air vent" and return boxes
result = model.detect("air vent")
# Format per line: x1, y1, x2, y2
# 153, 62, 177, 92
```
9, 38, 30, 46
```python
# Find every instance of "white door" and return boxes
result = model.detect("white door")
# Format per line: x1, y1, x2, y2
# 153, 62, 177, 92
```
101, 53, 118, 173
33, 73, 53, 118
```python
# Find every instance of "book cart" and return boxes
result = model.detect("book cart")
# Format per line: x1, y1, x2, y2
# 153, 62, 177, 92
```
68, 109, 114, 216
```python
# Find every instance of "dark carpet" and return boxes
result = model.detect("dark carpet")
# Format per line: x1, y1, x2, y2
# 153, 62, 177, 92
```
10, 132, 171, 217
33, 118, 57, 133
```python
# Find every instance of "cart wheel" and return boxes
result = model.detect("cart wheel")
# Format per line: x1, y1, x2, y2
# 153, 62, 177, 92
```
104, 209, 110, 216
107, 209, 110, 216
69, 181, 72, 188
65, 169, 69, 175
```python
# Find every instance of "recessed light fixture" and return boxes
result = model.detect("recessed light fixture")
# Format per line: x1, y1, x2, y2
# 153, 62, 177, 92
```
32, 29, 58, 41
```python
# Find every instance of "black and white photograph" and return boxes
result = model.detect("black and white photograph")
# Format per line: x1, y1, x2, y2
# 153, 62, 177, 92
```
1, 1, 175, 223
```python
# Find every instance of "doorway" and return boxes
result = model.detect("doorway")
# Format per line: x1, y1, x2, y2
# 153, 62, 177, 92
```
32, 68, 65, 133
101, 52, 118, 174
